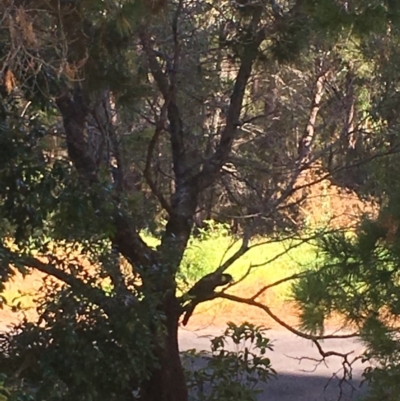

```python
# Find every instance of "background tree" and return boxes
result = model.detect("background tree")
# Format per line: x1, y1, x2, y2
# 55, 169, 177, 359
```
1, 1, 400, 401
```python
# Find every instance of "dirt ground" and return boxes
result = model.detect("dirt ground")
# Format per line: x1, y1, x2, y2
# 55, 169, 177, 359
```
0, 268, 344, 333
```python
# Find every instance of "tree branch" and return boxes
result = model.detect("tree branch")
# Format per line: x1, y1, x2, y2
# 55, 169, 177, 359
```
297, 68, 328, 159
140, 30, 187, 181
56, 88, 158, 273
9, 253, 113, 313
217, 292, 358, 341
214, 231, 250, 275
144, 102, 172, 214
112, 213, 158, 270
192, 17, 266, 191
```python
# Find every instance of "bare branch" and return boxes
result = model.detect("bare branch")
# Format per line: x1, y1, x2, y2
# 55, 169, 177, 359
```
171, 0, 183, 88
192, 15, 266, 191
140, 29, 187, 181
214, 230, 251, 274
56, 88, 158, 272
217, 292, 358, 341
143, 102, 172, 214
138, 32, 170, 98
297, 68, 328, 159
250, 271, 309, 300
8, 253, 112, 313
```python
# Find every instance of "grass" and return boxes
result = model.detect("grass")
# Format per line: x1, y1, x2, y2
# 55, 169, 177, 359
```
139, 228, 317, 296
176, 236, 317, 327
181, 235, 316, 294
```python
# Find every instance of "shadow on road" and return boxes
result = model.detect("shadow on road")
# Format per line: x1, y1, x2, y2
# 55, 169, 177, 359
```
180, 327, 369, 401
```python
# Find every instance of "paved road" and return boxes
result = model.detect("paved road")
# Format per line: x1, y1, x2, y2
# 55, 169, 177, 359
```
179, 327, 369, 401
0, 318, 369, 400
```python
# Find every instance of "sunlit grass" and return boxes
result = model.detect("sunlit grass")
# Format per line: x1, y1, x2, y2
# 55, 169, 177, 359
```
180, 235, 317, 299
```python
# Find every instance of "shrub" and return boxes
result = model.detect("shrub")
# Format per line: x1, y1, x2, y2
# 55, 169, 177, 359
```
182, 322, 276, 401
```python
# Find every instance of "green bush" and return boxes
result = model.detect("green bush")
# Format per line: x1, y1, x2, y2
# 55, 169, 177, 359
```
0, 284, 161, 401
182, 322, 276, 401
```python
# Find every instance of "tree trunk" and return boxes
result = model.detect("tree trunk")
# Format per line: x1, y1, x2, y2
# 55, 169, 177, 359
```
141, 295, 188, 401
56, 89, 187, 400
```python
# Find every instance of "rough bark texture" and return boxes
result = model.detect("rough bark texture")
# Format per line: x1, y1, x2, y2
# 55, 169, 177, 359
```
141, 296, 188, 401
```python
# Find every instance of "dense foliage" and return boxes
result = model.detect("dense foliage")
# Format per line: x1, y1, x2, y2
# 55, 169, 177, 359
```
293, 200, 400, 400
2, 0, 400, 400
183, 322, 275, 401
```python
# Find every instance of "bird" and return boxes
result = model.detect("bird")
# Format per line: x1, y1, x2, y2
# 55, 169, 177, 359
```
181, 272, 232, 326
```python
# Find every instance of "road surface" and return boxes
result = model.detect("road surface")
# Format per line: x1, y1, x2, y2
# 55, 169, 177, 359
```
179, 327, 369, 401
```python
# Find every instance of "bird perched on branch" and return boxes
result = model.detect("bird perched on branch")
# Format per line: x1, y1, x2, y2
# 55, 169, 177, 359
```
181, 272, 233, 326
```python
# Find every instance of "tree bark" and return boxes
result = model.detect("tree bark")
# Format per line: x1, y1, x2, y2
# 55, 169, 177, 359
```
141, 295, 188, 401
